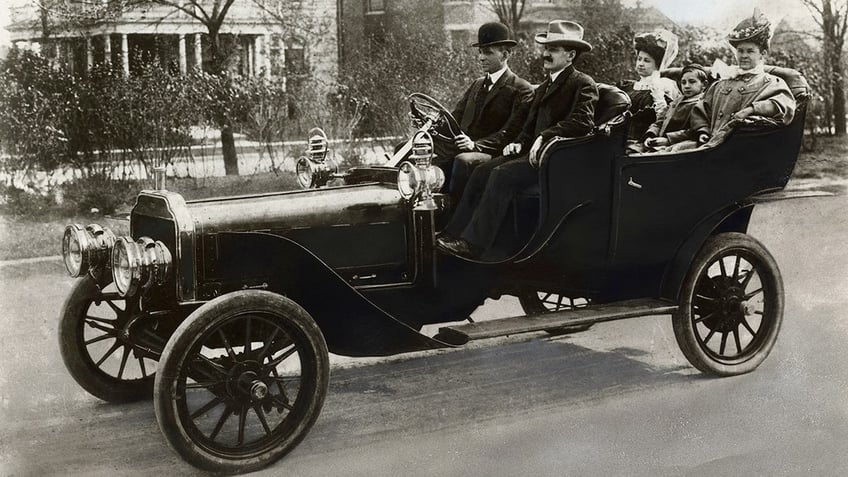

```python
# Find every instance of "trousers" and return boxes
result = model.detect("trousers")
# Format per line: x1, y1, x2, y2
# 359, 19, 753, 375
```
443, 154, 537, 251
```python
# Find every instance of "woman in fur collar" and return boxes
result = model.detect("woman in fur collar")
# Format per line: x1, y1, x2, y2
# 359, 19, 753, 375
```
690, 9, 796, 148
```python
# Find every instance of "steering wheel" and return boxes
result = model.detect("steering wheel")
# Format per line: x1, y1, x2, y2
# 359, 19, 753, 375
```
408, 92, 463, 142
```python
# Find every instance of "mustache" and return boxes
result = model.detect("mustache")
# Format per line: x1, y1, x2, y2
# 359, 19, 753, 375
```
542, 56, 553, 62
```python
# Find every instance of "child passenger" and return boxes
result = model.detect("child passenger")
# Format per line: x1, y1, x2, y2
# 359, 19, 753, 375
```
643, 64, 709, 152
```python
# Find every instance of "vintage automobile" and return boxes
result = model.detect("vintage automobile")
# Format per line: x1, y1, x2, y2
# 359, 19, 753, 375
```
58, 66, 808, 473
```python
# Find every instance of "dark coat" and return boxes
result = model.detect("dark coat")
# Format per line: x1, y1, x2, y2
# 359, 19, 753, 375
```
514, 64, 598, 149
452, 69, 533, 154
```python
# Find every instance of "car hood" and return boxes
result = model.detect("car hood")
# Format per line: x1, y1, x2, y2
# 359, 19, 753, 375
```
183, 183, 406, 234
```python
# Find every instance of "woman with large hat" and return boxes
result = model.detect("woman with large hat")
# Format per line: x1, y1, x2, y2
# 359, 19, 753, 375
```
620, 29, 681, 151
689, 9, 796, 148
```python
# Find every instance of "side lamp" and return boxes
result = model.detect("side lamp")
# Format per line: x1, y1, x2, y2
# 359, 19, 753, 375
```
296, 127, 338, 188
396, 130, 444, 210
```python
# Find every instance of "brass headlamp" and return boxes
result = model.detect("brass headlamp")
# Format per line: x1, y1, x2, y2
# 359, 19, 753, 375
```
396, 131, 445, 210
111, 236, 173, 297
62, 224, 117, 278
296, 127, 338, 188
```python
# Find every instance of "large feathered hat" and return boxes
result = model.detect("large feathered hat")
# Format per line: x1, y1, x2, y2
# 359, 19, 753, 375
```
728, 8, 772, 50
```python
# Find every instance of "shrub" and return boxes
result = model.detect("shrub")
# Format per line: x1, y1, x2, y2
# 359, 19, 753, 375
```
0, 182, 56, 217
60, 175, 141, 216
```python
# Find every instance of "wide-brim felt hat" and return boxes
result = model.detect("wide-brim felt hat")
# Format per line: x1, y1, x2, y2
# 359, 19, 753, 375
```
728, 8, 772, 49
534, 20, 592, 52
471, 22, 517, 48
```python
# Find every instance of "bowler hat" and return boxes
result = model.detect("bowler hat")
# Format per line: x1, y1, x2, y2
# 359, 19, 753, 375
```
471, 22, 517, 48
534, 20, 592, 52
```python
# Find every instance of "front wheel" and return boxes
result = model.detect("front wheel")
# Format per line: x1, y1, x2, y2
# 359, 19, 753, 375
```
154, 290, 329, 473
58, 276, 157, 402
673, 233, 783, 376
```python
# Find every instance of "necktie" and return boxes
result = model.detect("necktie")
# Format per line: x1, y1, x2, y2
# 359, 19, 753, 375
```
472, 76, 492, 125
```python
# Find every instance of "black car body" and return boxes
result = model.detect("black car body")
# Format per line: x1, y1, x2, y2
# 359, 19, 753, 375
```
58, 66, 809, 473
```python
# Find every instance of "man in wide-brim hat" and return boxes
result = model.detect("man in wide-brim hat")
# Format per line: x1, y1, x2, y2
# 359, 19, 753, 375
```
428, 22, 533, 199
438, 20, 599, 259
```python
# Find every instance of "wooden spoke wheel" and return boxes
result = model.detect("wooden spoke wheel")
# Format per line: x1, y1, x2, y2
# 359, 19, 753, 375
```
58, 276, 158, 402
154, 290, 329, 473
673, 233, 784, 376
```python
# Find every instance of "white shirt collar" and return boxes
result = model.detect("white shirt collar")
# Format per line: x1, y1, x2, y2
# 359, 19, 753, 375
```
549, 68, 564, 83
487, 66, 508, 88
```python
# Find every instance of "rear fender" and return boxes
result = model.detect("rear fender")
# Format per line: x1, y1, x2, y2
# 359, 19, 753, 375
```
208, 231, 446, 357
660, 203, 754, 301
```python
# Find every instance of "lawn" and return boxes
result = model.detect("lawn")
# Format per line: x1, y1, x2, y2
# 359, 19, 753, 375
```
791, 135, 848, 181
1, 136, 845, 261
0, 171, 299, 261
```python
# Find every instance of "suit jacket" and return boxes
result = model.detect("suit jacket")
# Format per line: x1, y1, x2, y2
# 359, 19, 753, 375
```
451, 69, 533, 154
515, 65, 598, 149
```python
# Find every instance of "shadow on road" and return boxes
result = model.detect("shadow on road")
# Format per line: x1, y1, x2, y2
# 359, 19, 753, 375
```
3, 334, 698, 475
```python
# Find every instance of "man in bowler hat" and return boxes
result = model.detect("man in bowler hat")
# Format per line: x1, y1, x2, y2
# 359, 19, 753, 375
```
431, 22, 534, 196
437, 20, 598, 258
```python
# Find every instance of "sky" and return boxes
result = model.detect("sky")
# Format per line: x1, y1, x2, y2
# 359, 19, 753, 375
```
644, 0, 814, 29
0, 0, 821, 47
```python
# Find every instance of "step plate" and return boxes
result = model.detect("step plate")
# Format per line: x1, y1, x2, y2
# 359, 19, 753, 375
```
434, 298, 678, 345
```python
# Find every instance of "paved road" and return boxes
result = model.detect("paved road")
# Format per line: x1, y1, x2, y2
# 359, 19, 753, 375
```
1, 195, 846, 476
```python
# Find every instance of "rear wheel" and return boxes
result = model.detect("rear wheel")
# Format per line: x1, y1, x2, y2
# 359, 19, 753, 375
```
673, 233, 783, 376
154, 290, 329, 473
58, 276, 157, 402
518, 292, 593, 335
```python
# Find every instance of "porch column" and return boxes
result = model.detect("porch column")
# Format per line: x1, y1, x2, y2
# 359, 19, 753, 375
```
194, 34, 202, 70
254, 35, 262, 77
54, 41, 61, 71
86, 37, 94, 71
178, 34, 187, 75
67, 41, 75, 76
279, 38, 286, 91
264, 34, 272, 79
103, 34, 112, 68
121, 34, 129, 77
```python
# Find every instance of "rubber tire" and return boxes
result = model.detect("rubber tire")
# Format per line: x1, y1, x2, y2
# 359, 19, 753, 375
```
58, 275, 155, 403
518, 292, 593, 335
154, 290, 329, 473
673, 232, 784, 376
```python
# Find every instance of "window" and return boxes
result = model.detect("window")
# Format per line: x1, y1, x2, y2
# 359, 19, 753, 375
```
366, 0, 385, 14
285, 39, 306, 75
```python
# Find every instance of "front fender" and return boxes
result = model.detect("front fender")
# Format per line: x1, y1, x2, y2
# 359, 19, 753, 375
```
660, 203, 754, 301
210, 231, 447, 357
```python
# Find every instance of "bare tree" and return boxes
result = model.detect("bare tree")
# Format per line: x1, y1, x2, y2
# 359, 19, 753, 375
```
486, 0, 526, 35
802, 0, 847, 135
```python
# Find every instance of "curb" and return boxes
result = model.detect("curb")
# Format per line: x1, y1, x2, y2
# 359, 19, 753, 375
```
0, 255, 61, 268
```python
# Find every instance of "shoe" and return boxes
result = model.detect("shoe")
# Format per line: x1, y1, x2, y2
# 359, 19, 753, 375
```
436, 236, 480, 258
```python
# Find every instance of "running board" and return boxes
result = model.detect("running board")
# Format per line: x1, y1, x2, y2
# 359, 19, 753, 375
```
434, 298, 678, 345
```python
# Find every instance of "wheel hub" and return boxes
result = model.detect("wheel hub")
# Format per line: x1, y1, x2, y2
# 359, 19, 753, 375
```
699, 277, 748, 332
226, 361, 269, 402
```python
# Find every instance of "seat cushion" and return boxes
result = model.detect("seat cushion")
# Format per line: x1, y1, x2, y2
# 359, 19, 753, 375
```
594, 83, 631, 125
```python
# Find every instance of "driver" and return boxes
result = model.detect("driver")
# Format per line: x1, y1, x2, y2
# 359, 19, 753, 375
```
426, 22, 533, 198
437, 20, 598, 259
